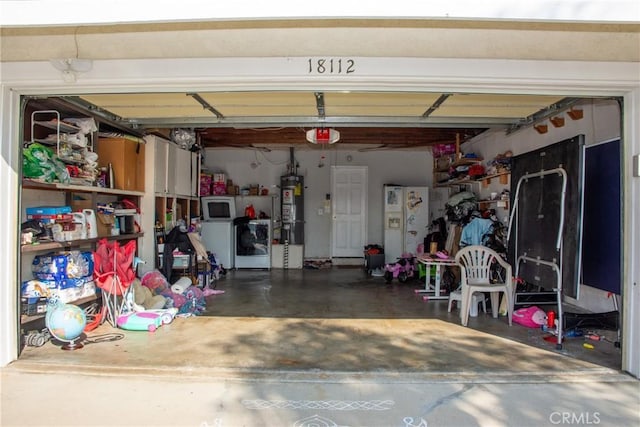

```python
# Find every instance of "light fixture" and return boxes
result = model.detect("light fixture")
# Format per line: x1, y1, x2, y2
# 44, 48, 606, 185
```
306, 128, 340, 145
49, 58, 93, 83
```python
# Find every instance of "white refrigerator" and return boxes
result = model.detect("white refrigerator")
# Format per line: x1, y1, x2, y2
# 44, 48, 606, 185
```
383, 185, 430, 263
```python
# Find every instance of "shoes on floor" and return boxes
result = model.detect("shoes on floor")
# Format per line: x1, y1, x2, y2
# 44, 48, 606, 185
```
371, 268, 384, 277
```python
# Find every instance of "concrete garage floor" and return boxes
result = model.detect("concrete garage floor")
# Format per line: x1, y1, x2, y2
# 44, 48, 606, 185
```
14, 267, 623, 374
3, 268, 637, 427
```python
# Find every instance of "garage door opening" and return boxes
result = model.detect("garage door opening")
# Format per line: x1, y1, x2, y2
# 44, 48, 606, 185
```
14, 92, 625, 374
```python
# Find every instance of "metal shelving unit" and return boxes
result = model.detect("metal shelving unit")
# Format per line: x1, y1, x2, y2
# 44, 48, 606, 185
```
30, 110, 94, 166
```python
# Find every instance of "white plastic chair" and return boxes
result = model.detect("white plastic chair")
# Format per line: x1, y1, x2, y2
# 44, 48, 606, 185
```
448, 288, 486, 317
454, 245, 514, 327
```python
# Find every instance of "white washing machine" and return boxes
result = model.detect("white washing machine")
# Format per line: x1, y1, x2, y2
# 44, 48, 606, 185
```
235, 219, 271, 269
200, 220, 234, 269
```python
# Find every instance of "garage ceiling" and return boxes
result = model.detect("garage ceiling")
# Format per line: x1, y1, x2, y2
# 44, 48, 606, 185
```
61, 91, 569, 150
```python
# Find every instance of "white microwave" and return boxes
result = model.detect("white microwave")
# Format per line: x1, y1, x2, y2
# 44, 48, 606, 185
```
201, 196, 236, 221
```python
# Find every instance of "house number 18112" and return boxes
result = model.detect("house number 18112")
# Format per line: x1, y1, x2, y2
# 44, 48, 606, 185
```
307, 58, 356, 74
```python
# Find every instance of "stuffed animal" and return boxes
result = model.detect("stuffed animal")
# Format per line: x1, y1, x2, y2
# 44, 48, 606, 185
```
132, 279, 167, 310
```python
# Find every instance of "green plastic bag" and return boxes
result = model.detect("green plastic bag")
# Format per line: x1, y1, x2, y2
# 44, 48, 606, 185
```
22, 143, 70, 183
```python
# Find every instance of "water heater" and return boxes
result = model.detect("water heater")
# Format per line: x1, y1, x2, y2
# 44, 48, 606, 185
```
280, 174, 304, 244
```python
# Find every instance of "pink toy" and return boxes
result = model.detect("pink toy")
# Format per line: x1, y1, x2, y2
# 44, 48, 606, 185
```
383, 253, 416, 284
513, 306, 546, 328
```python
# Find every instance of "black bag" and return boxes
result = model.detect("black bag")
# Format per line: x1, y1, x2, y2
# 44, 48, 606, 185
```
161, 226, 194, 279
424, 217, 448, 251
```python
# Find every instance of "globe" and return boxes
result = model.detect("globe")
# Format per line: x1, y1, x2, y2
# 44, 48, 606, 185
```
45, 299, 87, 350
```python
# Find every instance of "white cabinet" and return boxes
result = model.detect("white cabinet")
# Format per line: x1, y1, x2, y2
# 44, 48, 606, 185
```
150, 136, 198, 197
191, 151, 199, 197
152, 137, 178, 195
141, 135, 201, 268
166, 143, 178, 196
153, 137, 169, 193
174, 145, 192, 197
271, 244, 303, 269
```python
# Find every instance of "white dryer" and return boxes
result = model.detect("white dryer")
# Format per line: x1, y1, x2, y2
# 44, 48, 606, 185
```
235, 219, 271, 269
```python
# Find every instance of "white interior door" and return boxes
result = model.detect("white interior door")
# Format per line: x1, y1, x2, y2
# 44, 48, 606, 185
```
331, 166, 367, 258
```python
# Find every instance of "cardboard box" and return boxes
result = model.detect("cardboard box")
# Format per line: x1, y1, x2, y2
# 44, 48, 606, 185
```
70, 193, 94, 212
213, 173, 226, 183
96, 137, 145, 191
96, 212, 114, 237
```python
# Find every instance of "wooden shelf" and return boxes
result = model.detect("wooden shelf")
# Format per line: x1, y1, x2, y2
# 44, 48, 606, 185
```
33, 119, 80, 134
22, 179, 145, 197
453, 157, 484, 167
434, 178, 478, 188
432, 134, 485, 187
478, 199, 510, 210
434, 156, 484, 173
21, 233, 144, 253
20, 294, 97, 324
478, 171, 510, 187
235, 194, 278, 198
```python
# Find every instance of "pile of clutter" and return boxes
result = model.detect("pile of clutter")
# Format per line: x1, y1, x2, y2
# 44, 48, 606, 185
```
138, 271, 218, 317
303, 259, 333, 269
21, 250, 97, 314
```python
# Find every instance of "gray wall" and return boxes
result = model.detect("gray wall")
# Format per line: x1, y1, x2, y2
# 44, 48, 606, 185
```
202, 147, 433, 258
464, 99, 621, 312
